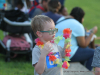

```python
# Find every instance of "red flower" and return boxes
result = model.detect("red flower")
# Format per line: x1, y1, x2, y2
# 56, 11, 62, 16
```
36, 41, 44, 46
65, 66, 68, 69
63, 28, 71, 34
63, 33, 70, 39
65, 49, 71, 53
49, 55, 57, 61
65, 53, 71, 57
62, 61, 68, 69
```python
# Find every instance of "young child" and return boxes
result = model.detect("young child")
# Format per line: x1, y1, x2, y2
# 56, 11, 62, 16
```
31, 15, 71, 75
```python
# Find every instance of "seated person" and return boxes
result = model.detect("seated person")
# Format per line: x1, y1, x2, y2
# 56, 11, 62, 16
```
14, 0, 30, 13
55, 7, 98, 71
42, 0, 62, 24
70, 7, 97, 49
29, 0, 49, 18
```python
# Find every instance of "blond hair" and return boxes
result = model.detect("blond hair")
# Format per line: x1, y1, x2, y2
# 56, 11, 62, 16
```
31, 15, 53, 37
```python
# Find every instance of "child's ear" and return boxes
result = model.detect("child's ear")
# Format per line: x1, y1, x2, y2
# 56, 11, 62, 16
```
36, 31, 42, 37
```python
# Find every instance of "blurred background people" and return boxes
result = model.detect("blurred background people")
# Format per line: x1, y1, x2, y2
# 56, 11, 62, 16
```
14, 0, 31, 13
58, 5, 68, 16
42, 0, 62, 24
29, 0, 49, 18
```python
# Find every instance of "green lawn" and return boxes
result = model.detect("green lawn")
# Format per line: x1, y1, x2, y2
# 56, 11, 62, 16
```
0, 0, 100, 75
0, 54, 34, 75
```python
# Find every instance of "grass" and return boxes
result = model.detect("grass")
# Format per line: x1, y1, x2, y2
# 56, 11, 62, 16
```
0, 0, 100, 75
0, 54, 34, 75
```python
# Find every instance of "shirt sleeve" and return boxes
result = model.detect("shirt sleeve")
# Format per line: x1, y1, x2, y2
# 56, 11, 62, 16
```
91, 46, 100, 67
32, 46, 41, 66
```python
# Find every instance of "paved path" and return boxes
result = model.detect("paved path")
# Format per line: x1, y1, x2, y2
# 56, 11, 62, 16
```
63, 62, 94, 75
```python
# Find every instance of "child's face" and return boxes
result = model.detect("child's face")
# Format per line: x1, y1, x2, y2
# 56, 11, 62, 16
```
40, 21, 57, 42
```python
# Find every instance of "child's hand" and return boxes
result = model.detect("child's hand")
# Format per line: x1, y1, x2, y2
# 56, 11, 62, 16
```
40, 42, 54, 56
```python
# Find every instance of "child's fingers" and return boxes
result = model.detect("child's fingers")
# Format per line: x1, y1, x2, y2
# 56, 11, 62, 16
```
43, 42, 54, 51
49, 47, 54, 52
44, 41, 50, 47
45, 41, 50, 45
46, 43, 54, 52
44, 42, 53, 48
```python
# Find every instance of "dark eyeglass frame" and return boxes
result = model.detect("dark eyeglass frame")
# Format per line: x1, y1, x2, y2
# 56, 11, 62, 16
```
40, 28, 58, 35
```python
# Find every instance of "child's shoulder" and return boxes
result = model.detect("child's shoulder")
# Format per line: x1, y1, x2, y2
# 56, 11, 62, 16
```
32, 45, 41, 55
32, 45, 40, 52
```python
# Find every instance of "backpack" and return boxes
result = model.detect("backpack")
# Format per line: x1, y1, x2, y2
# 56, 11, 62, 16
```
2, 35, 30, 51
28, 5, 45, 18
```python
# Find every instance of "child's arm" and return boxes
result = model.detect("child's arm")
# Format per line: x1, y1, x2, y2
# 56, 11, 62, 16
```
34, 53, 46, 74
34, 42, 53, 74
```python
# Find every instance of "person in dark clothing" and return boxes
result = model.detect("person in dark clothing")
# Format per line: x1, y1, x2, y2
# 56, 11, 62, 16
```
29, 0, 49, 18
42, 0, 62, 24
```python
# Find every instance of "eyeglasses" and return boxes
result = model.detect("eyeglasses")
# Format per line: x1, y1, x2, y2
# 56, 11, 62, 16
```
40, 28, 58, 35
